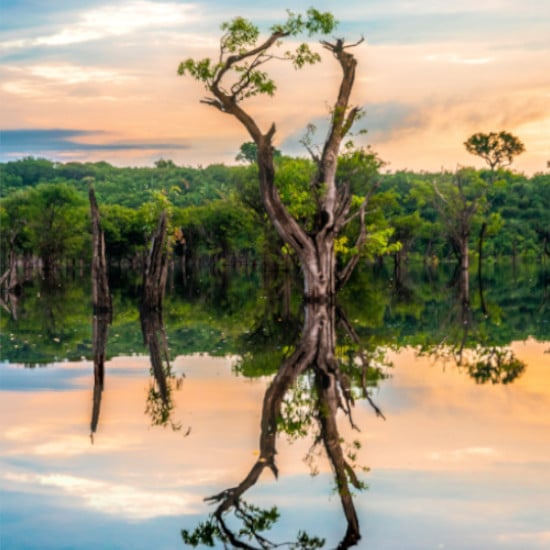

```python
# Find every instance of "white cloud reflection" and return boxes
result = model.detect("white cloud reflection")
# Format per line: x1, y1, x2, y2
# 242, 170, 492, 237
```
4, 472, 199, 519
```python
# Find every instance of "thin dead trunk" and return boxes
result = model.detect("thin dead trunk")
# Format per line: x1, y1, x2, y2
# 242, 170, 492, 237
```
142, 211, 169, 312
88, 185, 112, 441
90, 310, 109, 441
477, 222, 488, 317
89, 186, 112, 317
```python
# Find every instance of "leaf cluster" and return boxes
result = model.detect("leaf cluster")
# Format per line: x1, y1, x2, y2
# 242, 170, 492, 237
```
178, 9, 337, 102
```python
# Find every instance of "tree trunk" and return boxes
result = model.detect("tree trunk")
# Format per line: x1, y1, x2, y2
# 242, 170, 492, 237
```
89, 186, 112, 316
142, 211, 169, 312
459, 237, 470, 305
203, 36, 363, 301
88, 185, 112, 441
477, 222, 488, 316
302, 235, 336, 302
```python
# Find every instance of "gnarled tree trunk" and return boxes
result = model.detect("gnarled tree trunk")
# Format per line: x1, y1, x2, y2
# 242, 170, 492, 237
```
199, 35, 366, 301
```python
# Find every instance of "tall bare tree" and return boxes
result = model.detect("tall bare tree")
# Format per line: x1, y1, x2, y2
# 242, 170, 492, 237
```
179, 10, 371, 301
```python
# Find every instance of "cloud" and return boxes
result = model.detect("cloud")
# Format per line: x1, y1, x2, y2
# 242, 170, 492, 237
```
0, 129, 189, 159
0, 1, 199, 50
428, 447, 499, 462
26, 64, 132, 85
424, 53, 494, 65
0, 362, 89, 392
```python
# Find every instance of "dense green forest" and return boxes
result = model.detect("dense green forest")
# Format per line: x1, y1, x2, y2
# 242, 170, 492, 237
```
1, 154, 549, 283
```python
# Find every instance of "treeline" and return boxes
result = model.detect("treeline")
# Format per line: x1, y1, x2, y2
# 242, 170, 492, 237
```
1, 154, 549, 282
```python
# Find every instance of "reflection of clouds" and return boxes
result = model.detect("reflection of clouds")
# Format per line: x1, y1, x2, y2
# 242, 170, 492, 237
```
33, 435, 138, 456
4, 428, 140, 456
497, 531, 550, 544
3, 472, 200, 519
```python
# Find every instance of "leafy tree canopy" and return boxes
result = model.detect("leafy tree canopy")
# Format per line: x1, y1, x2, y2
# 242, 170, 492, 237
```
464, 131, 525, 171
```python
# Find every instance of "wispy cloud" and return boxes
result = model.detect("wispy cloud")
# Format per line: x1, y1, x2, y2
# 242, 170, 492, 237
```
424, 53, 494, 64
0, 129, 189, 160
0, 1, 199, 50
429, 447, 499, 462
25, 63, 133, 85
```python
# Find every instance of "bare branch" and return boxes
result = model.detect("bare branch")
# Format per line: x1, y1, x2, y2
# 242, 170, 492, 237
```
343, 36, 365, 49
200, 97, 224, 111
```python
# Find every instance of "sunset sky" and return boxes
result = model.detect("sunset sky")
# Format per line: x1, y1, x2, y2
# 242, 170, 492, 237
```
1, 0, 549, 173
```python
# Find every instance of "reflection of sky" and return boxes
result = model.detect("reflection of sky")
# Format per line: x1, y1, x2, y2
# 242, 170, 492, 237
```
1, 343, 550, 549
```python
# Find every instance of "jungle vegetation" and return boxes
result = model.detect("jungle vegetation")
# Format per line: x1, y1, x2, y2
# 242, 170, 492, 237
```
1, 153, 548, 283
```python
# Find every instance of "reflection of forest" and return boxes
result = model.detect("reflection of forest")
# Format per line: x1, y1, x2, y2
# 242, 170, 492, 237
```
1, 261, 548, 366
2, 261, 546, 547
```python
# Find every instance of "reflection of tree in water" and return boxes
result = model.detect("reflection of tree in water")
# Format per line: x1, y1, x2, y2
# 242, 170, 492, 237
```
140, 307, 184, 430
90, 310, 110, 442
420, 269, 526, 385
89, 185, 112, 443
183, 301, 388, 548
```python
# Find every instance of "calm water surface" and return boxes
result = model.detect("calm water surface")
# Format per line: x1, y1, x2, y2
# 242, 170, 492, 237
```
1, 263, 549, 549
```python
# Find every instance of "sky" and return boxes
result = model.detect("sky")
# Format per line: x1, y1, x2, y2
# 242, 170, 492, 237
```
1, 0, 549, 173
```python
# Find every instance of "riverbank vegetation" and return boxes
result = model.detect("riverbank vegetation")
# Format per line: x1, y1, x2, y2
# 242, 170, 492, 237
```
1, 155, 548, 286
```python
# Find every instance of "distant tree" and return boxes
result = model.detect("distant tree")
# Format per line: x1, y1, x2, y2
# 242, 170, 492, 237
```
464, 131, 525, 172
426, 168, 488, 298
236, 141, 282, 164
154, 159, 177, 169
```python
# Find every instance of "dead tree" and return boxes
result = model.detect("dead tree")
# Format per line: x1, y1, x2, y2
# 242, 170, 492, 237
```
141, 210, 169, 312
88, 185, 112, 441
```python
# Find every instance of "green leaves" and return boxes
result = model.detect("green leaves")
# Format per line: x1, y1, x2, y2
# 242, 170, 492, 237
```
220, 16, 260, 52
271, 8, 337, 36
178, 9, 338, 103
305, 7, 337, 35
177, 57, 218, 84
464, 131, 525, 171
285, 43, 321, 69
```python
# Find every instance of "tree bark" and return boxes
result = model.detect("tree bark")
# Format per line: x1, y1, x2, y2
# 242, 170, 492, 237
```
88, 185, 112, 441
201, 36, 363, 301
89, 186, 112, 317
142, 210, 169, 312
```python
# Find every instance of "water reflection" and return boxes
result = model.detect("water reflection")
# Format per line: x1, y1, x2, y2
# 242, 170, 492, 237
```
140, 307, 185, 431
90, 310, 110, 441
1, 263, 549, 549
183, 301, 387, 548
419, 269, 526, 385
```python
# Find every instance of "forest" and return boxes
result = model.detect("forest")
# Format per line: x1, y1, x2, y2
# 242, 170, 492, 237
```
1, 151, 549, 286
